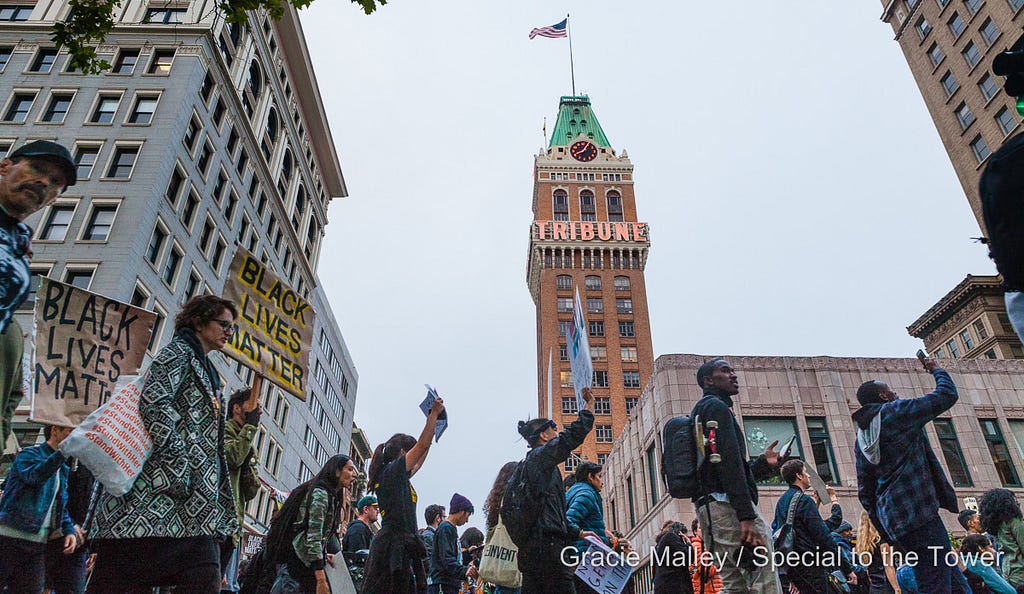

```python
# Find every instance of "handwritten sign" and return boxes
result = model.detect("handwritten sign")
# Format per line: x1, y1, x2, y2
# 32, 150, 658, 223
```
567, 288, 592, 411
223, 248, 315, 400
32, 279, 155, 427
574, 536, 633, 594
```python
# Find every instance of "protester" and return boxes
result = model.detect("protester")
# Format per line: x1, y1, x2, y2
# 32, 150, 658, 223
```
652, 521, 694, 594
87, 295, 240, 593
690, 359, 783, 593
419, 503, 446, 594
428, 493, 477, 594
853, 356, 968, 594
262, 454, 357, 594
224, 387, 262, 589
689, 518, 722, 594
565, 461, 609, 554
980, 488, 1024, 592
853, 511, 900, 594
509, 387, 595, 594
0, 320, 24, 459
0, 424, 78, 592
961, 509, 1000, 551
362, 397, 447, 594
482, 461, 520, 594
344, 495, 379, 553
459, 526, 484, 567
773, 459, 856, 593
44, 457, 94, 594
960, 533, 1014, 594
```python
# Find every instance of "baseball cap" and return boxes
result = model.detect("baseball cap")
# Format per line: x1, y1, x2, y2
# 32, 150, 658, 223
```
356, 495, 378, 512
9, 140, 77, 186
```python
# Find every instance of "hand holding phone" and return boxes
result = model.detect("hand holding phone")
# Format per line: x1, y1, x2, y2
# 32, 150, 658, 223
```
780, 434, 797, 458
916, 349, 937, 373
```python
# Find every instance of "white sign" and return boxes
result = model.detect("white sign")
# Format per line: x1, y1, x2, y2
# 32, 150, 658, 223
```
243, 533, 265, 557
566, 288, 592, 411
574, 536, 633, 594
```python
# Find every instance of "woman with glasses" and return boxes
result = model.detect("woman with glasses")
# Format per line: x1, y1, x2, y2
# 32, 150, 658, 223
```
88, 295, 240, 594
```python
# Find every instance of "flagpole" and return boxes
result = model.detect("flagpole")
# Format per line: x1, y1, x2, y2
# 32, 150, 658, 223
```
566, 13, 576, 95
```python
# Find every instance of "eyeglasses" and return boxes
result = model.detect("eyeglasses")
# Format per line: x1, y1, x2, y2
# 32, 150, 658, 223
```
545, 420, 557, 431
214, 319, 234, 331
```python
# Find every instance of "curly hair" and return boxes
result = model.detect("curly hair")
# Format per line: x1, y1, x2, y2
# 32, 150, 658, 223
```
854, 511, 881, 555
174, 294, 237, 331
484, 461, 518, 531
979, 488, 1022, 536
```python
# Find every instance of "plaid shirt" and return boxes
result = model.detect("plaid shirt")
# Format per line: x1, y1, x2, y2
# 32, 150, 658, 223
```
854, 369, 960, 543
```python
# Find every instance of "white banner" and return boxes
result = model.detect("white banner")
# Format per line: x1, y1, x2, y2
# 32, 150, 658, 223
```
574, 536, 633, 594
567, 288, 592, 411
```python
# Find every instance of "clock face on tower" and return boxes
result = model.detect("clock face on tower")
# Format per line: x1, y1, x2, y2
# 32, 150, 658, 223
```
570, 140, 598, 162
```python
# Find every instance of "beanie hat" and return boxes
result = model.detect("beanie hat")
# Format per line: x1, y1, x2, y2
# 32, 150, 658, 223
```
449, 492, 473, 515
357, 495, 377, 512
958, 509, 978, 531
835, 521, 853, 533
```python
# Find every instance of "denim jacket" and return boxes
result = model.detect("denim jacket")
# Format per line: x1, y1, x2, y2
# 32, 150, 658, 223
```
0, 442, 74, 536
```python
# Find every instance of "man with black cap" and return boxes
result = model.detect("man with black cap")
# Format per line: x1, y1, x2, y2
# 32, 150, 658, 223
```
853, 356, 968, 594
428, 493, 477, 594
0, 140, 76, 458
690, 359, 783, 593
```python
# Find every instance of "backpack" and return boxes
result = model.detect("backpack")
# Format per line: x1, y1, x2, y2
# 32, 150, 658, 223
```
661, 414, 703, 499
499, 460, 541, 548
979, 130, 1024, 290
771, 491, 802, 557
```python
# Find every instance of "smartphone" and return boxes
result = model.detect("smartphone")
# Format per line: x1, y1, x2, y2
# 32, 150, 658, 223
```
780, 434, 797, 458
916, 349, 928, 363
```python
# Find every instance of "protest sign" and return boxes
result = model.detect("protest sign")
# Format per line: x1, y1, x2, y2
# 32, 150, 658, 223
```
325, 555, 358, 594
32, 279, 155, 427
243, 533, 265, 557
566, 288, 592, 411
223, 248, 315, 400
574, 535, 633, 594
805, 463, 831, 506
420, 385, 448, 442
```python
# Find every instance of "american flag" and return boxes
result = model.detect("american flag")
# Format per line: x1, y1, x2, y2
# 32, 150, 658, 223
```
529, 18, 567, 40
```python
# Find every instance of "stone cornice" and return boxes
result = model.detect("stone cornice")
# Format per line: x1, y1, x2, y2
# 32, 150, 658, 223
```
907, 275, 1003, 337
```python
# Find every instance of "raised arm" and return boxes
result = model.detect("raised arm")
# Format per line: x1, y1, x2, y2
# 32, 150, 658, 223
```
405, 397, 443, 475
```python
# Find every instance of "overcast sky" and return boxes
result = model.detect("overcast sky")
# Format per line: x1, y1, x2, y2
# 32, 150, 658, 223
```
299, 1, 995, 533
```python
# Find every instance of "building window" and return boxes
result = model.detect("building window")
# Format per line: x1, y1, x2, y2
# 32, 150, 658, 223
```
147, 49, 175, 74
947, 12, 965, 37
585, 275, 601, 290
587, 297, 603, 313
970, 135, 991, 163
29, 48, 57, 73
1012, 0, 1024, 10
106, 146, 139, 178
964, 0, 982, 14
625, 397, 638, 414
40, 93, 73, 123
0, 5, 31, 20
183, 270, 200, 301
940, 71, 959, 97
974, 318, 989, 340
564, 453, 581, 473
914, 16, 931, 39
598, 453, 609, 465
986, 349, 997, 359
197, 141, 213, 176
560, 371, 572, 388
199, 219, 214, 253
607, 191, 623, 222
82, 204, 116, 241
74, 145, 100, 180
806, 418, 840, 485
997, 106, 1018, 136
933, 419, 973, 487
112, 48, 139, 74
743, 417, 802, 485
559, 343, 568, 361
580, 190, 596, 222
980, 74, 999, 102
556, 297, 573, 313
955, 102, 975, 130
589, 320, 604, 337
947, 339, 960, 358
556, 274, 572, 290
616, 298, 633, 314
620, 346, 638, 362
553, 189, 569, 221
212, 97, 226, 128
39, 204, 75, 241
980, 18, 1000, 47
63, 268, 93, 290
146, 225, 166, 264
614, 276, 631, 291
182, 115, 201, 153
4, 92, 36, 122
0, 46, 11, 71
626, 476, 635, 528
180, 190, 199, 230
980, 419, 1021, 487
561, 396, 578, 415
145, 8, 186, 23
90, 94, 120, 124
590, 345, 607, 361
962, 42, 981, 69
927, 43, 944, 67
211, 238, 226, 273
593, 370, 609, 387
960, 329, 975, 350
619, 321, 635, 337
646, 443, 659, 505
558, 321, 570, 337
593, 397, 611, 415
162, 246, 182, 286
595, 425, 613, 443
127, 94, 158, 124
623, 371, 641, 388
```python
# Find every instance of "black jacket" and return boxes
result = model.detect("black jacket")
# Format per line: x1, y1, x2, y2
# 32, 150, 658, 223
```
428, 521, 469, 587
691, 392, 774, 521
523, 409, 594, 544
773, 486, 852, 574
342, 519, 372, 553
652, 532, 694, 594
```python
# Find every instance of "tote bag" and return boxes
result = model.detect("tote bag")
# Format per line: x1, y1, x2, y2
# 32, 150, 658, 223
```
478, 518, 522, 588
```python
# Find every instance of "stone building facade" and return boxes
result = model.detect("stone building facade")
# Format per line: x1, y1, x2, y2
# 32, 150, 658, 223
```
603, 353, 1024, 572
0, 0, 359, 538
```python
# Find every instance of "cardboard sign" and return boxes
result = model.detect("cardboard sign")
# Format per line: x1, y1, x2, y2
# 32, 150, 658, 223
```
223, 248, 315, 400
574, 536, 633, 594
31, 279, 155, 427
567, 288, 592, 411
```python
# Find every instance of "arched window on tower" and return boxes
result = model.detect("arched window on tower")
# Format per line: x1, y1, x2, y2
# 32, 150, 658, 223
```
262, 107, 278, 159
553, 190, 569, 221
580, 190, 596, 222
243, 60, 262, 118
556, 275, 572, 290
292, 185, 305, 229
278, 148, 292, 198
614, 276, 630, 291
607, 191, 623, 222
585, 275, 602, 290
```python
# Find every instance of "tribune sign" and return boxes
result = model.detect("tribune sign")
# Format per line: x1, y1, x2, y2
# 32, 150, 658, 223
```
533, 220, 649, 242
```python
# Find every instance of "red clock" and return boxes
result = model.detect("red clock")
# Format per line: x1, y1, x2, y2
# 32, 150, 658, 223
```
570, 141, 598, 162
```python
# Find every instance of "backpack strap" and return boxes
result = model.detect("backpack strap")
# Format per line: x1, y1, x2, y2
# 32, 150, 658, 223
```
785, 491, 802, 528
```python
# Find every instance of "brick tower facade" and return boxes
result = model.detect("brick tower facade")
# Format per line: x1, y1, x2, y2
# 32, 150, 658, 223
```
526, 96, 655, 472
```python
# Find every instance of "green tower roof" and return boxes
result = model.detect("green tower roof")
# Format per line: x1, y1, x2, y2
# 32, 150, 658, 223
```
548, 95, 611, 149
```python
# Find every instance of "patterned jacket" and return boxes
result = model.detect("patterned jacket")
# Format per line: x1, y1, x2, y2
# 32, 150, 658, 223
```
90, 334, 237, 540
853, 368, 959, 543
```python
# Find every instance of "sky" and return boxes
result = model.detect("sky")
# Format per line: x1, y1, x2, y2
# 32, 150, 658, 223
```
299, 1, 996, 533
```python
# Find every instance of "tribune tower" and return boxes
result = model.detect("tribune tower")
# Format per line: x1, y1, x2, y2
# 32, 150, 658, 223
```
527, 96, 655, 471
